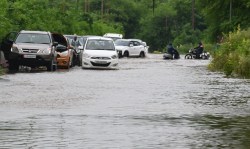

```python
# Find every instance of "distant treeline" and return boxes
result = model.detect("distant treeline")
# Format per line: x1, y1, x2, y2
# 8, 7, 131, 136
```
0, 0, 249, 52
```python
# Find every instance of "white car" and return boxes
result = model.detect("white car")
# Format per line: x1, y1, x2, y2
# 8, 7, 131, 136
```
115, 39, 147, 58
82, 37, 119, 69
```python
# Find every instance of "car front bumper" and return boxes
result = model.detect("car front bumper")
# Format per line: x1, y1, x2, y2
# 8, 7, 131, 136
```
9, 52, 54, 67
82, 57, 119, 69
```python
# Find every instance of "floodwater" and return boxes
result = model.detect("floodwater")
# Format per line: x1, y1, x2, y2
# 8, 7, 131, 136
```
0, 54, 250, 149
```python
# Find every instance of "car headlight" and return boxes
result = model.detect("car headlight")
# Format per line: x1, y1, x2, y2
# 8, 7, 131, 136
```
111, 55, 118, 59
83, 53, 90, 58
42, 48, 51, 54
11, 46, 19, 53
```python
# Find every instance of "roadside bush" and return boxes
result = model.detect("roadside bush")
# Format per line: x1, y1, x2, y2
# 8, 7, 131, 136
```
176, 44, 194, 54
209, 28, 250, 78
0, 66, 5, 75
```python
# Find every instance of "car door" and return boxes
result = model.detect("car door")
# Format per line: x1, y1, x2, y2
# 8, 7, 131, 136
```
0, 32, 18, 61
132, 41, 141, 56
128, 41, 135, 56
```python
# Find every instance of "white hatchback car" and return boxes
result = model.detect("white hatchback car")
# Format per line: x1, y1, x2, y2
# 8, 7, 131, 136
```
115, 39, 147, 58
82, 37, 119, 69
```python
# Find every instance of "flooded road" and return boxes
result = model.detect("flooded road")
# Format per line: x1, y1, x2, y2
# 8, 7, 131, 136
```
0, 54, 250, 149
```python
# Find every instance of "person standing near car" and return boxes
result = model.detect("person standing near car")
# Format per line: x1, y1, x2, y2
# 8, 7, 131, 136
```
71, 35, 81, 66
71, 35, 81, 50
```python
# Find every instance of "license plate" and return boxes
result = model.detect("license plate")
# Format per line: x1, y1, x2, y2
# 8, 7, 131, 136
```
95, 60, 107, 64
23, 55, 36, 58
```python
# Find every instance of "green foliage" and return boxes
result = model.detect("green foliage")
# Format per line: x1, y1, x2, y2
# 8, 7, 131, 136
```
173, 23, 202, 46
209, 28, 250, 78
0, 0, 249, 56
0, 66, 5, 75
137, 2, 177, 51
197, 0, 250, 42
176, 44, 194, 54
0, 0, 12, 40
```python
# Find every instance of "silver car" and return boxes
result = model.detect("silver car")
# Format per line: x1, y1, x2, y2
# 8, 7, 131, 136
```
8, 30, 64, 71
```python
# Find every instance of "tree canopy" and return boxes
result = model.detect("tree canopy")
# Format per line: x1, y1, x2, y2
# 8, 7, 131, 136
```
0, 0, 249, 51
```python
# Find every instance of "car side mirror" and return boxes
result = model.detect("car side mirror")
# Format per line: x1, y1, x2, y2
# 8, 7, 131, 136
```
129, 43, 133, 47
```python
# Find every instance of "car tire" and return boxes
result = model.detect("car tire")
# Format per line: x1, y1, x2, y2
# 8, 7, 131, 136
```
8, 60, 19, 72
185, 54, 192, 59
139, 51, 145, 58
124, 51, 129, 57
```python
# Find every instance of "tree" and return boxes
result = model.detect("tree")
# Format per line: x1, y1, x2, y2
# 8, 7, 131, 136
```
197, 0, 250, 42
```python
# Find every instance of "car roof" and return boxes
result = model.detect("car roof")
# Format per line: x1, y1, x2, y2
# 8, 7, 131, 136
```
128, 39, 142, 42
87, 36, 113, 41
20, 30, 50, 34
116, 39, 141, 42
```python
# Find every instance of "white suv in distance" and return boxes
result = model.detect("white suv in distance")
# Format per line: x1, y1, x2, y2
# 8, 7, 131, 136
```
82, 37, 119, 69
115, 39, 147, 58
103, 33, 123, 41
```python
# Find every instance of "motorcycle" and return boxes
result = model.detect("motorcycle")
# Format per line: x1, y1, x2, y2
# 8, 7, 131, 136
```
163, 50, 180, 60
184, 48, 210, 59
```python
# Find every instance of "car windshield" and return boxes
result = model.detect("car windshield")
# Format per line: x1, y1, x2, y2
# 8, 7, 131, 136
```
86, 39, 115, 50
15, 33, 51, 44
114, 40, 129, 46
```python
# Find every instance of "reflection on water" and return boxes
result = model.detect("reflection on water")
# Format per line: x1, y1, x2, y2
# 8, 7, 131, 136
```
189, 115, 250, 149
0, 54, 249, 148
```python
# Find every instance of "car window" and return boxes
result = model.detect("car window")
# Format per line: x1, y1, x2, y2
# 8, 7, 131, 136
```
133, 41, 141, 46
15, 33, 51, 44
114, 40, 129, 46
86, 39, 115, 50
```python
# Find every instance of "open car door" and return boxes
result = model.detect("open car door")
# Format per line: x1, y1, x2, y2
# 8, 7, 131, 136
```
0, 32, 18, 61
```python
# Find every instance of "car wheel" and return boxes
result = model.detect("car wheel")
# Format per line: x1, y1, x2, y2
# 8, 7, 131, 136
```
124, 51, 129, 57
139, 51, 145, 58
185, 54, 192, 59
8, 60, 19, 72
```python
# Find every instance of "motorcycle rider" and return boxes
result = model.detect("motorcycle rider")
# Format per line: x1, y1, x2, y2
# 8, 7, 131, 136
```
194, 42, 204, 58
167, 43, 179, 59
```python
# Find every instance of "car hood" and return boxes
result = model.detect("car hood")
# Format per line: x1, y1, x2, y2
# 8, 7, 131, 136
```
14, 43, 50, 49
84, 50, 117, 57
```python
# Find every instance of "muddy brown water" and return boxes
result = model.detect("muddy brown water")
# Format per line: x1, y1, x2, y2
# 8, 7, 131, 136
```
0, 54, 250, 149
